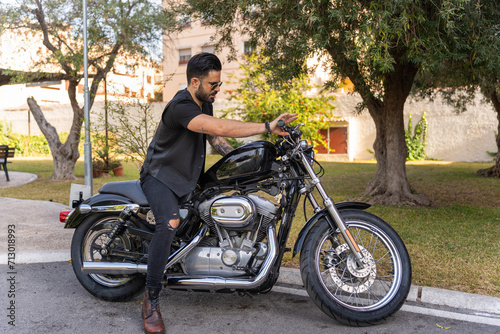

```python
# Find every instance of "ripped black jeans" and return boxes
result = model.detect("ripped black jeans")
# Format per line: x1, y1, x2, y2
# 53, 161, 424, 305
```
140, 174, 179, 291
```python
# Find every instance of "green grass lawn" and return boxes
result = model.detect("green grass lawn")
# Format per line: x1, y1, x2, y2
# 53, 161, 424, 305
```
2, 157, 499, 298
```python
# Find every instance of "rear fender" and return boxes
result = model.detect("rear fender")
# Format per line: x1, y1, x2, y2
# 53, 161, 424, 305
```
63, 193, 138, 229
292, 202, 371, 257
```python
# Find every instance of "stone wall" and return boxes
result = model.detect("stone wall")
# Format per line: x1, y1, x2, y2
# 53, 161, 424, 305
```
0, 101, 166, 137
330, 93, 497, 162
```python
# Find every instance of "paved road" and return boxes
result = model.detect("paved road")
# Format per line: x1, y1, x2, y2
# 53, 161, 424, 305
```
1, 260, 500, 334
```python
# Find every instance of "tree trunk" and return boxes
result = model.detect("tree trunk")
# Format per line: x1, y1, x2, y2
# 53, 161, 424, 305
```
362, 64, 431, 206
27, 97, 81, 180
476, 92, 500, 177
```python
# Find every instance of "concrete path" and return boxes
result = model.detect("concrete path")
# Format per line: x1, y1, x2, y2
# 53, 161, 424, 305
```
0, 171, 38, 189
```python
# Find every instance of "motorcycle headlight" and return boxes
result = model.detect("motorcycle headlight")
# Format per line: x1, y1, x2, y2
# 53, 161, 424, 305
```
307, 149, 315, 164
300, 140, 315, 162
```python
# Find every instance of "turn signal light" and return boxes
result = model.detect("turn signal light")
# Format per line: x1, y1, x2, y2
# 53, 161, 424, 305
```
60, 211, 71, 223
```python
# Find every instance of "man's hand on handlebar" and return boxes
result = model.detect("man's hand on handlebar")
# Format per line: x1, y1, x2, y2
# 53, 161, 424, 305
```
270, 113, 298, 136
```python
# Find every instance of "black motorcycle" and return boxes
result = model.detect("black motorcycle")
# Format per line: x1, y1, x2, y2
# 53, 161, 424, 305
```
61, 121, 411, 326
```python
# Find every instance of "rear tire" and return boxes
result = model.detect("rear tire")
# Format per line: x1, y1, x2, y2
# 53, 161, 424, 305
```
300, 210, 411, 326
71, 213, 146, 301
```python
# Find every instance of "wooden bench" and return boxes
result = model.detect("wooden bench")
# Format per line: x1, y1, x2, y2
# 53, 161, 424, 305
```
0, 145, 15, 181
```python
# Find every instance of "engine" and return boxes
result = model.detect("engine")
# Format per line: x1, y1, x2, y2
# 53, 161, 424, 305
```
181, 194, 278, 277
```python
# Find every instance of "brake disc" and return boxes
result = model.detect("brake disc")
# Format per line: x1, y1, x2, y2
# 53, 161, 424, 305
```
328, 244, 376, 293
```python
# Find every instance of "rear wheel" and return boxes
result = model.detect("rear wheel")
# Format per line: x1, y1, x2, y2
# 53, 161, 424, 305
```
71, 213, 146, 301
300, 210, 411, 326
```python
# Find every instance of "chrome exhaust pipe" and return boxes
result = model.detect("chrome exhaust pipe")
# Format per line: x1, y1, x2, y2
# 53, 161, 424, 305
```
165, 225, 277, 291
82, 261, 148, 274
81, 225, 208, 275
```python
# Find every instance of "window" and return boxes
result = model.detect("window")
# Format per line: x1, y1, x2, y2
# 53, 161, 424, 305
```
201, 45, 215, 54
178, 48, 191, 65
242, 4, 258, 20
201, 13, 214, 26
125, 65, 135, 75
243, 41, 256, 56
179, 15, 191, 29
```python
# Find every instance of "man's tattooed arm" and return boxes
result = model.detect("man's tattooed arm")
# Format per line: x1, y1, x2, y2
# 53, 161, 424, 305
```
208, 135, 234, 156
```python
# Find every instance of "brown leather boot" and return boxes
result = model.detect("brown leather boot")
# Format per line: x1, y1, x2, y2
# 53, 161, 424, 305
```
142, 288, 165, 334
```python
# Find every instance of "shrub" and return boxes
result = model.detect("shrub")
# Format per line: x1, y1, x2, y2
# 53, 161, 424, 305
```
405, 111, 428, 161
93, 101, 157, 169
224, 53, 336, 150
1, 121, 71, 156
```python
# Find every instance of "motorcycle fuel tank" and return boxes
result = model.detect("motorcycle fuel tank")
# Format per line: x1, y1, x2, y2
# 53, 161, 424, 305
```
201, 141, 277, 186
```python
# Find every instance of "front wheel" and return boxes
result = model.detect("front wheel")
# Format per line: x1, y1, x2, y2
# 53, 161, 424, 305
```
300, 210, 411, 326
70, 213, 146, 301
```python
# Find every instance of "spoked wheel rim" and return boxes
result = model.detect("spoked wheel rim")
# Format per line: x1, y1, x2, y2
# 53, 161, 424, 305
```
315, 220, 403, 312
82, 218, 133, 287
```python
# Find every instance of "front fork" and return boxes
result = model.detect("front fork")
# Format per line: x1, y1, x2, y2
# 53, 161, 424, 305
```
298, 152, 365, 267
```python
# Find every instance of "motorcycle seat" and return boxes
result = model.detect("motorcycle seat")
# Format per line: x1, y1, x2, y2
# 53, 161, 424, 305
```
98, 180, 149, 206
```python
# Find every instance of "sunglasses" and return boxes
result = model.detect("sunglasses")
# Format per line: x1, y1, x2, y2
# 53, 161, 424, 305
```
207, 81, 223, 90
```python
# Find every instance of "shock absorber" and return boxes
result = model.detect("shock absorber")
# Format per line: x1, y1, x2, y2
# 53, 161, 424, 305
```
102, 207, 133, 252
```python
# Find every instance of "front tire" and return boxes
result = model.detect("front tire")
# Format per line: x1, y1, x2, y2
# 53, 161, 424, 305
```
71, 213, 146, 301
300, 210, 411, 326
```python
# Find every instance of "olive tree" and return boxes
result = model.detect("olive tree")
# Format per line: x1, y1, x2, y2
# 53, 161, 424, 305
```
477, 81, 500, 177
1, 0, 175, 180
183, 0, 490, 205
415, 0, 500, 177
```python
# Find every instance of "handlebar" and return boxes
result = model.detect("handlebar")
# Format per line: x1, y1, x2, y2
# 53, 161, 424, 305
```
275, 121, 307, 158
278, 121, 303, 140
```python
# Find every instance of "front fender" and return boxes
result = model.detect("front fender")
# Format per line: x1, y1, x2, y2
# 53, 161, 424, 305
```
64, 193, 136, 229
292, 202, 370, 257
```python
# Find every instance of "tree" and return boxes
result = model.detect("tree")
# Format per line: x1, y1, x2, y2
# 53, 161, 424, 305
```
226, 53, 335, 149
1, 0, 175, 180
183, 0, 488, 205
414, 0, 499, 177
476, 82, 500, 177
457, 1, 499, 178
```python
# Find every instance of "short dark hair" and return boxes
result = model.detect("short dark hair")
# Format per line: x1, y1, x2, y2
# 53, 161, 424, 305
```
186, 53, 222, 84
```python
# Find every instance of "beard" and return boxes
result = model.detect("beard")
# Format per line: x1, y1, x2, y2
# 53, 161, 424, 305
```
195, 85, 216, 104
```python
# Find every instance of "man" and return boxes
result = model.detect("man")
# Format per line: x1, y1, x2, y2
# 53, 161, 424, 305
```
139, 52, 297, 333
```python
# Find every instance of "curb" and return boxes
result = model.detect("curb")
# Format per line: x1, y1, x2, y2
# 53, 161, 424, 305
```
276, 267, 500, 317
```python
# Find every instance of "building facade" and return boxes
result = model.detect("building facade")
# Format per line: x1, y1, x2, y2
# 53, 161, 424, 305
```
0, 28, 162, 130
161, 16, 252, 105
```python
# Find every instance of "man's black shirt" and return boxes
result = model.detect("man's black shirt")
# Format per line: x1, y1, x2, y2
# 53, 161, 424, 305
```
141, 89, 213, 197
